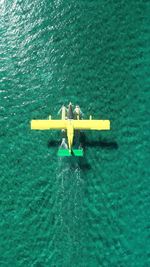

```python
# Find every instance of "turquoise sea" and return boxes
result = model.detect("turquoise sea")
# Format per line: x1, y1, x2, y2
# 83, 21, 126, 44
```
1, 0, 150, 266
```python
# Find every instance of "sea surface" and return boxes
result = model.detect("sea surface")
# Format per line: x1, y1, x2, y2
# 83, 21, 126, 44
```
0, 0, 150, 266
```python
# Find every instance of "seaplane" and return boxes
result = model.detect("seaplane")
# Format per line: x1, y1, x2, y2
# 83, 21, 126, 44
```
30, 102, 110, 156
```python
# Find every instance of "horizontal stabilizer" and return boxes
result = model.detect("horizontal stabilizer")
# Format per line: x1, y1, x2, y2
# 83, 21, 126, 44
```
57, 149, 83, 157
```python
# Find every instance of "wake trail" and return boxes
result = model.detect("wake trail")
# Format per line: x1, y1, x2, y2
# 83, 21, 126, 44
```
46, 157, 85, 264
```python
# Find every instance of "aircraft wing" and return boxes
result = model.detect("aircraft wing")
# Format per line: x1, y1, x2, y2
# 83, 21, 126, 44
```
73, 120, 110, 130
31, 120, 67, 130
31, 119, 110, 130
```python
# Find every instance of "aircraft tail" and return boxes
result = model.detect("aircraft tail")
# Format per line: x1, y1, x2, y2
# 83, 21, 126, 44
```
57, 149, 83, 157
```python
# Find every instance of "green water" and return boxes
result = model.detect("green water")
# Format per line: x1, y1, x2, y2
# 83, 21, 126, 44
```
1, 0, 150, 266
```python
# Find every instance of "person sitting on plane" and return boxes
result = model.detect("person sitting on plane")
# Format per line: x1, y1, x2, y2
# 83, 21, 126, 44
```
74, 105, 83, 119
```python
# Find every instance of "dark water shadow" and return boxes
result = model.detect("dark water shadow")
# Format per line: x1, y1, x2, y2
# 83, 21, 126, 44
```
47, 134, 118, 150
80, 132, 118, 150
77, 157, 92, 171
47, 132, 118, 171
47, 140, 60, 147
47, 138, 118, 150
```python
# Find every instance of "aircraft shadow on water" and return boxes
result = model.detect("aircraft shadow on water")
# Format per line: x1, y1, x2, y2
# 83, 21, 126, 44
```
48, 132, 118, 150
47, 132, 118, 171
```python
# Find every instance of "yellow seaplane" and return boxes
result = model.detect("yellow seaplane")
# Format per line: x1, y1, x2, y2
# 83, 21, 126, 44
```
30, 102, 110, 156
